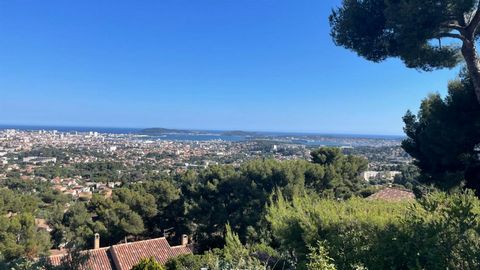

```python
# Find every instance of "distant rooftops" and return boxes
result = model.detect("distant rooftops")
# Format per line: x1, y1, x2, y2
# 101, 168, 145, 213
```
368, 187, 415, 201
49, 237, 192, 270
22, 156, 57, 164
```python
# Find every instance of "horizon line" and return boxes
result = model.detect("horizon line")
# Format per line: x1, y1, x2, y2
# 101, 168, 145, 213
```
0, 123, 406, 137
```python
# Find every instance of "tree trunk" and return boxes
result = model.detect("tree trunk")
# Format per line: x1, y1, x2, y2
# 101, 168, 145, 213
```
462, 38, 480, 104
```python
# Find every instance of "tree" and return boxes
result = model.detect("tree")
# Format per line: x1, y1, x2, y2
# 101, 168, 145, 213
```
330, 0, 480, 103
179, 160, 309, 251
311, 148, 342, 165
402, 73, 480, 191
310, 147, 368, 198
214, 224, 264, 270
62, 202, 98, 246
130, 180, 181, 236
0, 257, 50, 270
112, 188, 158, 220
393, 164, 420, 190
88, 195, 145, 245
130, 257, 165, 270
222, 224, 250, 263
0, 213, 51, 262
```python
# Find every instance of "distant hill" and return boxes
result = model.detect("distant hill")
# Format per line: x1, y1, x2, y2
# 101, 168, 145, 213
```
220, 130, 257, 136
139, 128, 196, 135
140, 128, 257, 137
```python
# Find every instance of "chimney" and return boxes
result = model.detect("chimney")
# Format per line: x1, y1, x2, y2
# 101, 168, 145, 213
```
94, 233, 100, 250
181, 234, 189, 246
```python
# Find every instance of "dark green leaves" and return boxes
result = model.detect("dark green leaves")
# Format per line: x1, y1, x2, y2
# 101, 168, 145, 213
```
330, 0, 391, 62
402, 74, 480, 190
330, 0, 471, 70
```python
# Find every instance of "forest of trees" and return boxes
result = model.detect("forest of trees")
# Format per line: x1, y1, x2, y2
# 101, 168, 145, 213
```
76, 149, 369, 246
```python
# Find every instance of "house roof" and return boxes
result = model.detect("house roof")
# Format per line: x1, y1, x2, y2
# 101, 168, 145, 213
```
49, 237, 192, 270
110, 238, 192, 270
368, 187, 415, 201
49, 247, 113, 270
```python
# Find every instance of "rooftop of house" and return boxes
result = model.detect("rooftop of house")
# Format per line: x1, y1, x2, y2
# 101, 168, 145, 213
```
49, 247, 113, 270
49, 237, 192, 270
367, 187, 415, 201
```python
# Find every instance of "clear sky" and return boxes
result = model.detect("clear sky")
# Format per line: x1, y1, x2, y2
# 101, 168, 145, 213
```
0, 0, 460, 135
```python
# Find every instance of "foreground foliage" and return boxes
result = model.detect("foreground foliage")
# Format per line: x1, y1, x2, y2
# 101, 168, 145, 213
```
165, 224, 268, 270
268, 190, 480, 270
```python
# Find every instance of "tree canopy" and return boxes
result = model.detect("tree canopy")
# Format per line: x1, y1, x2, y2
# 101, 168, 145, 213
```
330, 0, 480, 103
402, 73, 480, 191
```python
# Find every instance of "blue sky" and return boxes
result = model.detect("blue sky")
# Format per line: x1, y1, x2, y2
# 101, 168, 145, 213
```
0, 0, 460, 135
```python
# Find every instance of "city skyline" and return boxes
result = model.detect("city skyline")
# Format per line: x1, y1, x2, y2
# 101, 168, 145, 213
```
0, 0, 460, 135
0, 123, 406, 138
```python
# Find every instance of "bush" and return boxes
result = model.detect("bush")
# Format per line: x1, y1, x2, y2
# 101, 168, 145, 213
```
131, 257, 165, 270
165, 254, 217, 270
306, 241, 336, 270
268, 190, 480, 270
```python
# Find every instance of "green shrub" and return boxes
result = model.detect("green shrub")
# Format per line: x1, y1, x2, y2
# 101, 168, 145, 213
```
165, 254, 217, 270
131, 257, 165, 270
306, 241, 336, 270
268, 190, 480, 270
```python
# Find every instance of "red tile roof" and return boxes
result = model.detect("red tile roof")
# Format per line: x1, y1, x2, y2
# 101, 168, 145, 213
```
110, 238, 191, 270
49, 247, 113, 270
49, 237, 191, 270
368, 187, 415, 201
87, 248, 115, 270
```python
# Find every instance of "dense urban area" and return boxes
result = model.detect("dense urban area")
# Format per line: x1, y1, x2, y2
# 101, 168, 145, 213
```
0, 129, 412, 203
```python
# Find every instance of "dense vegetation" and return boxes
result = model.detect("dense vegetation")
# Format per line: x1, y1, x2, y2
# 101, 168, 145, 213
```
403, 73, 480, 192
0, 189, 51, 262
0, 147, 371, 267
269, 190, 480, 269
50, 148, 369, 252
162, 190, 480, 270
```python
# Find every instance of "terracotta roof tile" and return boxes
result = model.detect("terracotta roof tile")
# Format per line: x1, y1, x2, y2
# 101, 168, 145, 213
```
49, 237, 192, 270
49, 247, 113, 270
368, 187, 415, 201
86, 248, 115, 270
111, 237, 192, 270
